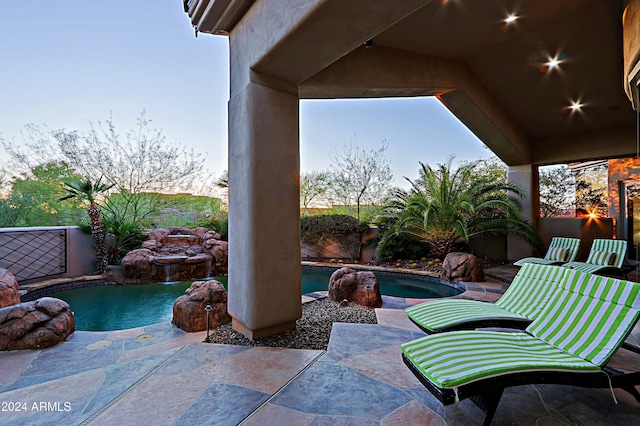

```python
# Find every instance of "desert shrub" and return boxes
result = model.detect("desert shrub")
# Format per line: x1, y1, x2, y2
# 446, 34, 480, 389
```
103, 217, 147, 264
372, 231, 430, 261
188, 213, 228, 241
301, 215, 369, 261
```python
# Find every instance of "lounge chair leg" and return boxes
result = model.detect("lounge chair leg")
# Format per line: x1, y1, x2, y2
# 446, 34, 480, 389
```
470, 388, 504, 426
620, 385, 640, 403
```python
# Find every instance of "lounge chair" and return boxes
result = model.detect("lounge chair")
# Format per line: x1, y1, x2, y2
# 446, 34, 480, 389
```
405, 263, 565, 333
513, 236, 580, 266
402, 269, 640, 425
562, 238, 627, 277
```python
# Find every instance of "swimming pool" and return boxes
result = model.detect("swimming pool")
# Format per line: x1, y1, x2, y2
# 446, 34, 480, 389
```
47, 268, 461, 331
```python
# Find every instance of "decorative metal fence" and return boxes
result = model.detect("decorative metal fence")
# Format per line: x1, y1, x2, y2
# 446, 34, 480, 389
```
0, 228, 67, 282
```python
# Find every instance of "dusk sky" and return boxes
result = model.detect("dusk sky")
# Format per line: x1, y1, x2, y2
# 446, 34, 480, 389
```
0, 0, 492, 190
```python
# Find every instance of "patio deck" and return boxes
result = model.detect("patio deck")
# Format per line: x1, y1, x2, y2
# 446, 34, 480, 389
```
1, 266, 639, 425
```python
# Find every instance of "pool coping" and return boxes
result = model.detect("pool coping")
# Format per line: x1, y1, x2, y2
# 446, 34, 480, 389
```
18, 261, 482, 307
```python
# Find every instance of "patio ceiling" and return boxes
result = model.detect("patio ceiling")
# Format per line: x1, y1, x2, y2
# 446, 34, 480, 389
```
369, 0, 637, 166
188, 0, 637, 167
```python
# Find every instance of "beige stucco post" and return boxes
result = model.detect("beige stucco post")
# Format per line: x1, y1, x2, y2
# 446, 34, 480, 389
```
227, 80, 302, 339
507, 164, 540, 261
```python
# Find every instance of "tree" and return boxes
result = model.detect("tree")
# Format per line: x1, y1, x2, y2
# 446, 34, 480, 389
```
329, 139, 393, 221
0, 166, 9, 197
574, 164, 608, 217
0, 162, 84, 227
377, 158, 540, 258
2, 111, 205, 227
539, 166, 575, 217
300, 170, 331, 213
60, 177, 114, 273
458, 156, 507, 183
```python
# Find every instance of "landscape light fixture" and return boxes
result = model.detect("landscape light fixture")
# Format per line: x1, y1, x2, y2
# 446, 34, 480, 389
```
204, 305, 213, 342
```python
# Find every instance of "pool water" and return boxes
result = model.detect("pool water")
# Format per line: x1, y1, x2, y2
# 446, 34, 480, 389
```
49, 269, 460, 331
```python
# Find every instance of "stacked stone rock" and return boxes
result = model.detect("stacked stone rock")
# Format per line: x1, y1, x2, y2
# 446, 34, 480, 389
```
172, 280, 231, 332
119, 227, 229, 283
440, 252, 485, 283
0, 268, 75, 351
327, 267, 382, 308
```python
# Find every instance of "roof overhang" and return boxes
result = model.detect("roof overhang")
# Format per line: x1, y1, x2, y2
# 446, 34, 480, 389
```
183, 0, 254, 35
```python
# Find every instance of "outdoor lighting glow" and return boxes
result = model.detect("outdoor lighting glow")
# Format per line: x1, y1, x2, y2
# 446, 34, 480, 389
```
585, 206, 600, 219
504, 13, 518, 24
569, 100, 584, 112
545, 55, 562, 70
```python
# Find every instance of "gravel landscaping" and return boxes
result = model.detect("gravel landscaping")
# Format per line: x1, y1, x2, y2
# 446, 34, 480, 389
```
204, 298, 377, 350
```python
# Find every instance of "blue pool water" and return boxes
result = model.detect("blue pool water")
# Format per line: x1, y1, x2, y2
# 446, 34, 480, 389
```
48, 269, 460, 331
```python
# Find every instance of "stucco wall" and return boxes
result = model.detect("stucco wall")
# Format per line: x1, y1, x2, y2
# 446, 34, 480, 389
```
538, 217, 615, 261
0, 226, 95, 283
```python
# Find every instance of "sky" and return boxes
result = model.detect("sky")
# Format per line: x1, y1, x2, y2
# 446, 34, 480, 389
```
0, 0, 492, 191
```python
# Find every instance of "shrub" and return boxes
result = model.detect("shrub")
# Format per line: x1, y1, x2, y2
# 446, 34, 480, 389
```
300, 215, 369, 262
103, 217, 147, 265
371, 226, 430, 261
188, 213, 229, 241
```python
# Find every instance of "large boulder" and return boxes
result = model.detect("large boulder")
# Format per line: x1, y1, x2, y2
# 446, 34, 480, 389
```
0, 268, 20, 308
120, 248, 154, 280
328, 267, 382, 308
172, 280, 231, 332
440, 252, 485, 283
202, 239, 229, 275
0, 297, 75, 351
102, 265, 126, 284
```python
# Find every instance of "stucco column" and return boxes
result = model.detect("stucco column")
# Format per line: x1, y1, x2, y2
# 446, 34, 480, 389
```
507, 165, 540, 261
227, 81, 302, 339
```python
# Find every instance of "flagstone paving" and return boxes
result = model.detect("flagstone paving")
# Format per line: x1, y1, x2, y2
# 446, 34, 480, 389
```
1, 266, 639, 425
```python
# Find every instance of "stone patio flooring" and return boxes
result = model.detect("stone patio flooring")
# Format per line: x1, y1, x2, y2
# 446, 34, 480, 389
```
1, 266, 639, 425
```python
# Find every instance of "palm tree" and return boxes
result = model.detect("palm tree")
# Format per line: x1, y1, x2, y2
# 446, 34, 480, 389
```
377, 158, 541, 259
60, 177, 114, 273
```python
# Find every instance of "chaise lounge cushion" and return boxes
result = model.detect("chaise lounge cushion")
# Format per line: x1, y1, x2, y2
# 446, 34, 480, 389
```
405, 263, 564, 333
514, 237, 581, 267
562, 239, 627, 276
401, 330, 599, 389
402, 268, 640, 390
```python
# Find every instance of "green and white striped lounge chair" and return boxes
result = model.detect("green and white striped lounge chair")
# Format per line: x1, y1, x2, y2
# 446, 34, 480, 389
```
513, 236, 580, 266
562, 238, 627, 277
405, 263, 565, 333
402, 269, 640, 425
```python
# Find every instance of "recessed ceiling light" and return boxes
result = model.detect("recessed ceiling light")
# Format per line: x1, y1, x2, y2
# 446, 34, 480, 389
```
504, 13, 518, 24
545, 55, 562, 70
568, 100, 584, 112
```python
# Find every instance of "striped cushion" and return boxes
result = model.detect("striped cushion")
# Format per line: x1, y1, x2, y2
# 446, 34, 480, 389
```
402, 269, 640, 390
586, 250, 616, 266
527, 269, 640, 366
562, 239, 627, 274
404, 264, 563, 332
495, 264, 565, 317
404, 299, 528, 332
545, 247, 569, 262
562, 262, 611, 274
588, 239, 627, 268
515, 237, 580, 266
401, 331, 599, 389
514, 257, 564, 266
